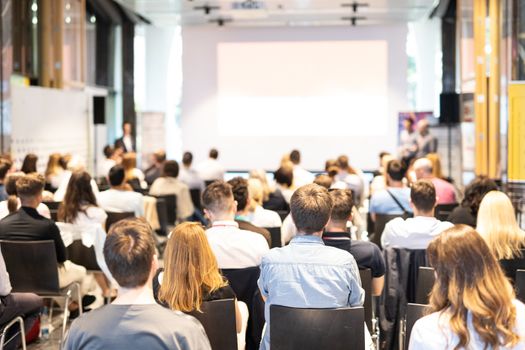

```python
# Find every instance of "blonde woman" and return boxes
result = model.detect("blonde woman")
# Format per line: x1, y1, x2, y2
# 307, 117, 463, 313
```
477, 191, 525, 281
45, 153, 64, 189
409, 225, 525, 349
250, 169, 289, 211
121, 152, 146, 190
247, 178, 282, 228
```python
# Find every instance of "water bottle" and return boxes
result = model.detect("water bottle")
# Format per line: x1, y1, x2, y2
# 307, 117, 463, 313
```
40, 306, 50, 340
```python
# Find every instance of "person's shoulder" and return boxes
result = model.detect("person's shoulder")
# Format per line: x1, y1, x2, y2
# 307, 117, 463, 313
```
320, 244, 357, 264
238, 228, 269, 245
350, 240, 381, 255
410, 311, 449, 348
438, 220, 454, 230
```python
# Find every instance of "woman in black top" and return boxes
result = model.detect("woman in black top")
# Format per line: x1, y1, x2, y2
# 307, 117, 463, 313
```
448, 176, 497, 227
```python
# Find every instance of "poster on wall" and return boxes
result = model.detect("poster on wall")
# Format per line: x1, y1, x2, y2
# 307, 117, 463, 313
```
140, 112, 166, 169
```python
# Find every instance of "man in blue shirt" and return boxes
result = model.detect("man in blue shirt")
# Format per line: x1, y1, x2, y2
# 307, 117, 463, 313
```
258, 184, 364, 350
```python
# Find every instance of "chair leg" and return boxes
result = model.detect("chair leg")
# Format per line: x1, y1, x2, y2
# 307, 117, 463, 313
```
0, 316, 26, 350
61, 291, 71, 342
74, 282, 83, 316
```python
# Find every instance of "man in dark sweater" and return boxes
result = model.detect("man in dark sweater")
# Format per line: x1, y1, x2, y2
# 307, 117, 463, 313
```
323, 189, 386, 296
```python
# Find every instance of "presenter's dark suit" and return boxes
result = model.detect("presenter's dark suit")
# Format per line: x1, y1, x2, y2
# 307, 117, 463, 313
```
114, 137, 135, 153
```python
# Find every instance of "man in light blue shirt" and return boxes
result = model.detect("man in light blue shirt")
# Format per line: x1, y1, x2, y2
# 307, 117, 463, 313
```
257, 184, 364, 350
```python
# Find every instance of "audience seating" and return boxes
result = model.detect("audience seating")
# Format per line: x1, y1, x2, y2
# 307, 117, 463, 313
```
94, 177, 110, 192
415, 267, 436, 305
275, 210, 289, 223
403, 303, 430, 350
516, 270, 525, 303
0, 316, 26, 350
42, 201, 61, 211
370, 213, 410, 248
264, 227, 282, 248
154, 195, 177, 226
189, 189, 202, 210
359, 269, 373, 333
67, 240, 100, 271
270, 305, 365, 350
188, 299, 237, 350
105, 212, 134, 232
500, 249, 525, 283
154, 197, 169, 236
434, 203, 458, 221
0, 240, 81, 340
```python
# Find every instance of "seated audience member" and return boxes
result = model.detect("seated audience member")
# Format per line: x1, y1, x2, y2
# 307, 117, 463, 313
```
0, 173, 50, 220
369, 152, 394, 195
477, 191, 525, 281
144, 150, 166, 186
44, 153, 64, 190
0, 159, 12, 201
54, 156, 99, 202
369, 159, 412, 220
426, 153, 447, 180
448, 176, 497, 227
336, 155, 365, 202
323, 189, 386, 296
178, 152, 205, 191
273, 166, 294, 204
412, 119, 438, 158
0, 174, 88, 290
149, 160, 195, 221
289, 149, 314, 187
97, 145, 117, 178
20, 153, 37, 174
197, 148, 225, 183
413, 157, 456, 205
409, 225, 525, 349
247, 178, 282, 228
97, 165, 144, 217
63, 218, 211, 350
203, 181, 269, 269
228, 177, 271, 246
122, 152, 146, 190
324, 159, 347, 189
0, 247, 42, 350
258, 184, 364, 350
251, 169, 288, 212
382, 180, 453, 249
313, 174, 333, 189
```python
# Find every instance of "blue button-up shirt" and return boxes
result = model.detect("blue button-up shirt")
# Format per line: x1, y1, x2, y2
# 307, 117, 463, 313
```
257, 235, 364, 350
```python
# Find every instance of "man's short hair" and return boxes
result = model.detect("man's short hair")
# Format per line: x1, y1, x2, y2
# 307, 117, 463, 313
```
182, 152, 193, 166
108, 165, 125, 186
202, 181, 233, 213
411, 180, 436, 212
154, 150, 166, 163
0, 159, 12, 180
162, 160, 179, 178
103, 218, 156, 288
103, 145, 114, 159
329, 189, 354, 222
291, 184, 332, 234
16, 173, 45, 198
274, 167, 293, 187
290, 150, 301, 164
209, 148, 219, 159
228, 177, 249, 211
386, 159, 405, 182
313, 174, 332, 189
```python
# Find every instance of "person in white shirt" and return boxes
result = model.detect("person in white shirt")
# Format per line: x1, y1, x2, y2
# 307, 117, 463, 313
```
203, 181, 269, 269
179, 152, 205, 191
247, 178, 282, 228
97, 165, 144, 217
0, 173, 51, 220
196, 149, 225, 183
382, 180, 453, 250
336, 155, 366, 204
54, 157, 100, 202
290, 149, 314, 188
274, 166, 294, 204
409, 225, 525, 350
97, 145, 117, 178
149, 160, 195, 221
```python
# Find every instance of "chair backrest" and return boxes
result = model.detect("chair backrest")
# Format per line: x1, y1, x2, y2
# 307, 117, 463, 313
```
372, 214, 408, 248
405, 303, 430, 350
155, 195, 177, 225
434, 203, 458, 221
154, 197, 168, 236
264, 227, 282, 248
188, 299, 237, 350
516, 270, 525, 303
359, 268, 373, 333
67, 240, 100, 271
49, 210, 58, 222
275, 210, 289, 223
221, 266, 260, 307
189, 189, 202, 210
105, 211, 134, 231
42, 201, 61, 211
270, 305, 365, 350
0, 240, 60, 294
415, 267, 436, 304
500, 249, 525, 283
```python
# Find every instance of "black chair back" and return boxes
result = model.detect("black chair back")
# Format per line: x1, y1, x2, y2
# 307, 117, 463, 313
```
155, 197, 168, 236
415, 267, 435, 304
275, 210, 289, 223
105, 211, 134, 231
155, 195, 177, 225
188, 299, 237, 350
42, 201, 61, 211
49, 210, 58, 222
67, 240, 100, 271
190, 189, 202, 210
372, 214, 409, 248
500, 249, 525, 283
434, 203, 458, 221
0, 240, 60, 294
359, 268, 373, 333
95, 177, 110, 191
270, 305, 365, 350
264, 227, 282, 248
405, 303, 430, 350
516, 270, 525, 303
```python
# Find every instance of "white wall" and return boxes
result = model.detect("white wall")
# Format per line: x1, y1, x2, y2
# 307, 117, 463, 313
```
181, 25, 409, 171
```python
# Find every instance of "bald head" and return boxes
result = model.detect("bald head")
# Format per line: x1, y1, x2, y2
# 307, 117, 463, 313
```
413, 158, 433, 179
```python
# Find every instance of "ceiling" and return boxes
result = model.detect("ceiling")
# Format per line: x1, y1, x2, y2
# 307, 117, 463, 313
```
116, 0, 440, 27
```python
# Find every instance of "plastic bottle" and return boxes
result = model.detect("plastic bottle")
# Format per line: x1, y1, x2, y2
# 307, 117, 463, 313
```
40, 306, 50, 340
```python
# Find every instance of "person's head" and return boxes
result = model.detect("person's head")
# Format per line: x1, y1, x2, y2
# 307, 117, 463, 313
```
103, 145, 114, 159
427, 225, 520, 349
103, 217, 157, 289
417, 119, 430, 135
122, 122, 132, 136
325, 159, 340, 179
182, 152, 193, 167
153, 150, 166, 166
313, 174, 332, 189
476, 191, 525, 260
290, 184, 332, 235
209, 148, 219, 160
386, 159, 405, 184
108, 165, 126, 187
15, 173, 45, 207
461, 176, 498, 216
249, 169, 271, 202
162, 160, 179, 178
45, 153, 61, 177
410, 180, 436, 215
159, 222, 227, 312
289, 149, 301, 165
413, 157, 433, 179
403, 117, 415, 132
202, 181, 236, 221
248, 178, 264, 206
58, 171, 97, 223
20, 153, 38, 174
426, 153, 444, 179
327, 189, 354, 229
5, 172, 24, 213
337, 155, 356, 174
121, 152, 137, 172
59, 154, 71, 170
228, 177, 249, 213
274, 167, 293, 188
0, 159, 12, 182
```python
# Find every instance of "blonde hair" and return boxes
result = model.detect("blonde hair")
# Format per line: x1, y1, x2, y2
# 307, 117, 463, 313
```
121, 152, 137, 181
476, 191, 525, 260
426, 153, 444, 179
248, 178, 264, 206
158, 222, 227, 312
249, 169, 271, 202
45, 153, 62, 178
